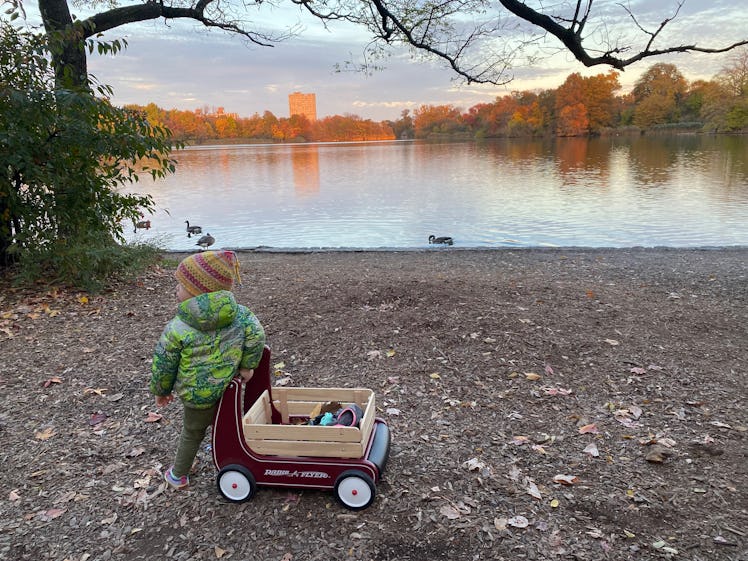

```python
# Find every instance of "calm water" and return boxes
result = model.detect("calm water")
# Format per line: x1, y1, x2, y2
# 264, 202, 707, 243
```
126, 136, 748, 250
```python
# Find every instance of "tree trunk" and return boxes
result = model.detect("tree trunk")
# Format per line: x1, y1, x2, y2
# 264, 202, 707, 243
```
38, 0, 88, 89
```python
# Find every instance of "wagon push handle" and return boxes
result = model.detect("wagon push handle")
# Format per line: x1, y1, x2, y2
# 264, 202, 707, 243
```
242, 346, 282, 424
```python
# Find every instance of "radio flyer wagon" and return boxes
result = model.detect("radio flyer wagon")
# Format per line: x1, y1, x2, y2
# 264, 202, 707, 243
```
211, 347, 391, 510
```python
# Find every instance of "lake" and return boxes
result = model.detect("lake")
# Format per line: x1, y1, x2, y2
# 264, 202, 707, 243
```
126, 135, 748, 250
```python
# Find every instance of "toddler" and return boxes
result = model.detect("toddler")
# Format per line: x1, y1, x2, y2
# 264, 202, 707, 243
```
149, 250, 265, 489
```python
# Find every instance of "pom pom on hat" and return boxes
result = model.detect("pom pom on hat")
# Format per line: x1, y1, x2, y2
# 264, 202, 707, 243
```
175, 250, 241, 297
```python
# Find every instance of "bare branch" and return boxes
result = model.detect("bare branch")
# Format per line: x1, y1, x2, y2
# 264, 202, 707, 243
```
83, 1, 287, 47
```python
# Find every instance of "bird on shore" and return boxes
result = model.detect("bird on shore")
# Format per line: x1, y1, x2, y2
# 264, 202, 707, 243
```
196, 233, 215, 250
134, 219, 151, 233
429, 235, 454, 246
185, 220, 202, 236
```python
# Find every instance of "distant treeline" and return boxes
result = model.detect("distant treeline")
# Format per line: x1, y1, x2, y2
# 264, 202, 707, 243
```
131, 55, 748, 143
126, 104, 397, 143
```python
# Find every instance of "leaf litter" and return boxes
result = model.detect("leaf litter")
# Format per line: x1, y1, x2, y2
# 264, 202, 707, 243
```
1, 248, 746, 560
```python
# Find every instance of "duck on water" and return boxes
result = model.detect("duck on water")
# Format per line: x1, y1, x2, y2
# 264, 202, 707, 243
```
185, 220, 202, 236
429, 235, 453, 246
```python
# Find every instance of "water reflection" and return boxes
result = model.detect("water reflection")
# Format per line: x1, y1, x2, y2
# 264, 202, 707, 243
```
291, 145, 320, 194
126, 137, 748, 250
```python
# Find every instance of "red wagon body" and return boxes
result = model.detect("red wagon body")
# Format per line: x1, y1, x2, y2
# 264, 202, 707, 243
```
211, 347, 390, 510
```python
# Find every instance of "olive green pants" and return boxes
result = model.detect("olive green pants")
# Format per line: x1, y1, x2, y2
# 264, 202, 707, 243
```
173, 404, 217, 477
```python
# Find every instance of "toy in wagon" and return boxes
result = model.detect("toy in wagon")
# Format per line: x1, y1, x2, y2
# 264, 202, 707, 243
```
211, 346, 391, 510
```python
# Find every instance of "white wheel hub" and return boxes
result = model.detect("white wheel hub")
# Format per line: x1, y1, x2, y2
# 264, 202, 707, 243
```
219, 470, 252, 501
336, 475, 373, 508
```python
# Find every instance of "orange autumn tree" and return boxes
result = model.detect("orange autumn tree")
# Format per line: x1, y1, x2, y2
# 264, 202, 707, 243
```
413, 104, 466, 137
507, 91, 546, 136
555, 71, 621, 136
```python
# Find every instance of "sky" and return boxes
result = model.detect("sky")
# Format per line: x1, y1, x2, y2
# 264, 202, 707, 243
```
28, 0, 748, 121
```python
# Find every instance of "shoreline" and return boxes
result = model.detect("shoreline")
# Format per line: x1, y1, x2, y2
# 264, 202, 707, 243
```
162, 244, 748, 254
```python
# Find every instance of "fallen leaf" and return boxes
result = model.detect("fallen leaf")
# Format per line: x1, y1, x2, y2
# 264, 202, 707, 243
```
42, 376, 64, 388
107, 393, 124, 402
386, 349, 396, 357
88, 412, 108, 426
38, 508, 66, 521
145, 412, 163, 423
214, 546, 226, 558
507, 465, 521, 481
524, 372, 541, 381
526, 481, 542, 499
429, 372, 441, 380
579, 423, 600, 434
583, 442, 600, 457
78, 295, 89, 304
644, 445, 668, 463
84, 388, 107, 396
440, 504, 462, 520
553, 474, 579, 485
126, 447, 145, 457
550, 498, 560, 508
507, 515, 529, 528
34, 427, 56, 440
494, 517, 508, 531
462, 457, 488, 472
543, 387, 572, 396
511, 435, 529, 445
629, 367, 647, 375
604, 338, 620, 346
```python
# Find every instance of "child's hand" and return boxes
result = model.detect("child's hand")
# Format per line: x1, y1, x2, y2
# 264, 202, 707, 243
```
155, 394, 174, 407
238, 368, 254, 382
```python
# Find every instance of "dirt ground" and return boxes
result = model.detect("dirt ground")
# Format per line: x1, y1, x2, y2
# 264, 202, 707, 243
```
1, 248, 746, 561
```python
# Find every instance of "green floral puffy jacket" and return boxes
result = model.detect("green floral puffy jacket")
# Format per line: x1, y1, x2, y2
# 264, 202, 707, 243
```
150, 290, 265, 409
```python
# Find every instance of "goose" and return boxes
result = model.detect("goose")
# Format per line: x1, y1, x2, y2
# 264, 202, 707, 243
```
185, 220, 202, 236
196, 233, 215, 250
134, 219, 151, 233
429, 235, 453, 246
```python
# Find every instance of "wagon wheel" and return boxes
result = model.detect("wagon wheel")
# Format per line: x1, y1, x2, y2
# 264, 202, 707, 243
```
334, 470, 376, 510
217, 464, 256, 503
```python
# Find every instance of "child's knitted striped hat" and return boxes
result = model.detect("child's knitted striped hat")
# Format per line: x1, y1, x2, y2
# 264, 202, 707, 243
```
175, 250, 241, 296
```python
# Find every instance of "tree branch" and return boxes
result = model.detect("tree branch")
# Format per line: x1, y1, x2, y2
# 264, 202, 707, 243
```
498, 0, 748, 70
82, 0, 279, 47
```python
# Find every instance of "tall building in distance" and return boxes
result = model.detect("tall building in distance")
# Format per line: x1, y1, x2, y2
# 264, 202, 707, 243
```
288, 92, 317, 121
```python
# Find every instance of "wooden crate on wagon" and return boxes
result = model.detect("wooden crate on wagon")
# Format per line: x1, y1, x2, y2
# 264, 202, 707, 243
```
242, 387, 376, 458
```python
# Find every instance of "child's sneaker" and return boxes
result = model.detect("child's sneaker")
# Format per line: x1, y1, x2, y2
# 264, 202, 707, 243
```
164, 466, 189, 489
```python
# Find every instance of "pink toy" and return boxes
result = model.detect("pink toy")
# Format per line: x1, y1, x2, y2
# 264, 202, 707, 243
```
211, 347, 390, 510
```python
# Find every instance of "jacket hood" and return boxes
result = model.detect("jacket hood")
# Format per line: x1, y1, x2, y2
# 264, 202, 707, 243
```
177, 290, 238, 331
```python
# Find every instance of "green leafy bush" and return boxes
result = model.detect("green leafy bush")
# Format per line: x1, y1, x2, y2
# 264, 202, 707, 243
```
0, 14, 179, 290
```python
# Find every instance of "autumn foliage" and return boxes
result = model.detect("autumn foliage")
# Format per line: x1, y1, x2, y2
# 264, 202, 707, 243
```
128, 105, 396, 143
133, 53, 748, 143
